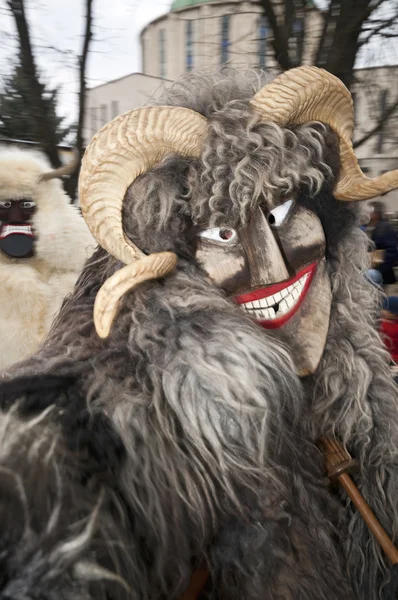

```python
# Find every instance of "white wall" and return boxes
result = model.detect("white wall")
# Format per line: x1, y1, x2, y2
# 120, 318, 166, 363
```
83, 73, 171, 146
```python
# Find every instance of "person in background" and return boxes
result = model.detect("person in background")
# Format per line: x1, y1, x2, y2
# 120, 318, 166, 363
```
368, 200, 398, 292
380, 297, 398, 386
0, 148, 95, 370
366, 268, 383, 287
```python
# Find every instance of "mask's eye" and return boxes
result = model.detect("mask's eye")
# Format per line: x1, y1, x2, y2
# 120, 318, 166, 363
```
20, 201, 36, 209
198, 227, 237, 243
268, 199, 294, 227
0, 201, 12, 209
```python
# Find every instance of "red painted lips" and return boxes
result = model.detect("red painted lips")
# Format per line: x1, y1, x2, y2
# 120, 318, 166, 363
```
235, 262, 317, 329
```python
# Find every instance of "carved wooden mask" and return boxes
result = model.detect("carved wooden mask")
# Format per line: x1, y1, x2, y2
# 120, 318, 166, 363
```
196, 199, 331, 375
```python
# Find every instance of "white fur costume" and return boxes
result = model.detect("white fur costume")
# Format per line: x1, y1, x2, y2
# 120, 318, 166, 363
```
0, 149, 95, 370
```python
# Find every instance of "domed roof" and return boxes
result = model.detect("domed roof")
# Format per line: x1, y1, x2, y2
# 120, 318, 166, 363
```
171, 0, 214, 11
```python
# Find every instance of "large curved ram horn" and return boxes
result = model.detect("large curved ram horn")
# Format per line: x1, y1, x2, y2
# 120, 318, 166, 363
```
250, 66, 398, 202
78, 106, 208, 337
79, 106, 208, 266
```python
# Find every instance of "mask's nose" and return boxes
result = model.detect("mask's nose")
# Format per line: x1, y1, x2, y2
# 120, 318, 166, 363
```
3, 202, 28, 223
240, 207, 289, 287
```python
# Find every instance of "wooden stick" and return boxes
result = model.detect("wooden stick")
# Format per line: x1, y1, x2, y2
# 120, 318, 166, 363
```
179, 568, 209, 600
319, 437, 398, 565
179, 436, 398, 600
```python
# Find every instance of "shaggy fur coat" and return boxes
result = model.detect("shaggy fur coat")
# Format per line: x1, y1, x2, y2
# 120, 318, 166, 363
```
0, 70, 397, 600
0, 149, 96, 370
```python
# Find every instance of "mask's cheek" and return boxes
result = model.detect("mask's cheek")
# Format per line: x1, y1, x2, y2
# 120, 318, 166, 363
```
267, 259, 332, 376
276, 206, 326, 271
196, 240, 250, 295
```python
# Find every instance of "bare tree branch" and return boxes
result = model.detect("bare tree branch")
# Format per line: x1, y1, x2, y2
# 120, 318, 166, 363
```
368, 0, 390, 14
64, 0, 93, 200
354, 96, 398, 149
359, 9, 398, 46
284, 0, 295, 42
258, 0, 293, 70
378, 31, 398, 37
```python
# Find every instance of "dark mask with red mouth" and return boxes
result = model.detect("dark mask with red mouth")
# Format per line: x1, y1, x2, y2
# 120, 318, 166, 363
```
196, 199, 330, 375
0, 199, 36, 259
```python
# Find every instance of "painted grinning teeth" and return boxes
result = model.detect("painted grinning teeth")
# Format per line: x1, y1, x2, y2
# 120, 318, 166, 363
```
1, 225, 32, 233
241, 272, 309, 321
0, 224, 33, 238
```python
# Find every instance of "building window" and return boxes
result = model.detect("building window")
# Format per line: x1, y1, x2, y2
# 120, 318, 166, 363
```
186, 20, 194, 72
258, 15, 267, 69
376, 89, 388, 155
111, 101, 119, 119
159, 29, 166, 78
91, 107, 97, 136
351, 92, 356, 126
290, 17, 304, 65
221, 15, 229, 64
142, 38, 146, 73
100, 104, 107, 126
293, 17, 304, 34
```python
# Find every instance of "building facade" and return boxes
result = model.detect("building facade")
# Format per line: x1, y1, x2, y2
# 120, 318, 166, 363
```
140, 0, 320, 81
83, 72, 170, 147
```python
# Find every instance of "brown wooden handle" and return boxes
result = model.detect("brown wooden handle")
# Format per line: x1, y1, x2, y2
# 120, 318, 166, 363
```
319, 436, 398, 565
339, 473, 398, 564
179, 568, 209, 600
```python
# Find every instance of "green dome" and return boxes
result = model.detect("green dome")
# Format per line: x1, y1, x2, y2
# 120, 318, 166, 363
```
171, 0, 213, 11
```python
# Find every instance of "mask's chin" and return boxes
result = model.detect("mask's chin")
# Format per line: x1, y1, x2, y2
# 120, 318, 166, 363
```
0, 224, 35, 259
234, 260, 332, 376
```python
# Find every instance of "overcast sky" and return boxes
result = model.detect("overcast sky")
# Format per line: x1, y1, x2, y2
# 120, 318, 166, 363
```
0, 0, 169, 121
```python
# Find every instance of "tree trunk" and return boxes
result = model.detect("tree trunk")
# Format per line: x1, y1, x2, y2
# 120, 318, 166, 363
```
7, 0, 62, 168
321, 0, 374, 89
259, 0, 293, 70
64, 0, 94, 201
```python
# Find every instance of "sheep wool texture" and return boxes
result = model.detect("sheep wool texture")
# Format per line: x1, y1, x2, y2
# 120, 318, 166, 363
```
0, 148, 96, 370
0, 69, 397, 600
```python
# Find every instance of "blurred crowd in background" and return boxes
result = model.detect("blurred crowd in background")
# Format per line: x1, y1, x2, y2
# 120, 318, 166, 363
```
365, 202, 398, 376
